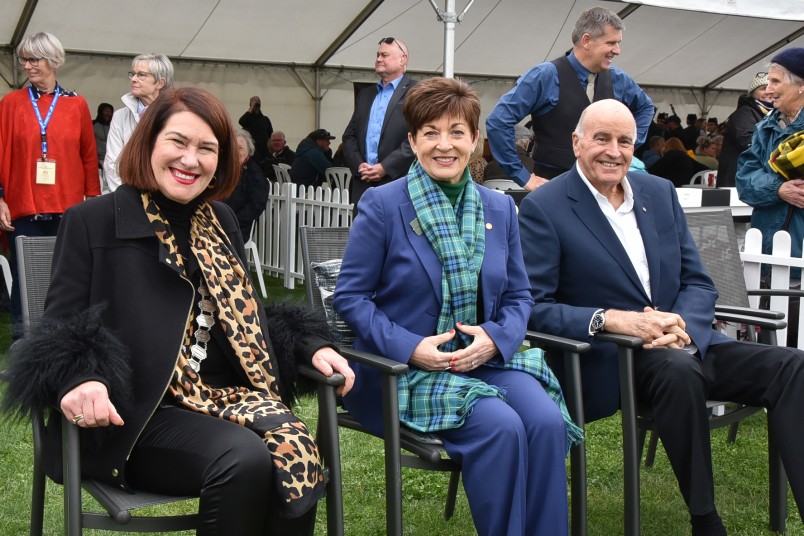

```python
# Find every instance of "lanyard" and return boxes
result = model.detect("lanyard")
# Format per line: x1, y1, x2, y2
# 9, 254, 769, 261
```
28, 84, 60, 160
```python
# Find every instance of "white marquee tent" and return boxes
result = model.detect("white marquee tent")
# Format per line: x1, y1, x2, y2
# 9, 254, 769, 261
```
1, 0, 803, 148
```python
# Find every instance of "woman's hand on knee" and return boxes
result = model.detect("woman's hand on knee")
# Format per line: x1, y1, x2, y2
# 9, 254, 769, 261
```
60, 380, 124, 428
312, 348, 355, 396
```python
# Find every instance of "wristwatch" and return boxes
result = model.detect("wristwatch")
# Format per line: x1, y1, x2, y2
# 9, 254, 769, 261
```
591, 309, 606, 333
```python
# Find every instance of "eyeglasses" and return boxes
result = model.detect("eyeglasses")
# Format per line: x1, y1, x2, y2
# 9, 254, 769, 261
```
128, 71, 153, 81
18, 56, 41, 66
378, 37, 406, 55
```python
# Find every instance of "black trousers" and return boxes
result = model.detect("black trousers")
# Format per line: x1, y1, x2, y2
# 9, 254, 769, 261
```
634, 341, 804, 519
125, 405, 316, 536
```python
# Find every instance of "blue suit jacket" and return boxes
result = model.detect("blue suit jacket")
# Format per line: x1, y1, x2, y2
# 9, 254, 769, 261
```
518, 167, 729, 421
333, 178, 533, 435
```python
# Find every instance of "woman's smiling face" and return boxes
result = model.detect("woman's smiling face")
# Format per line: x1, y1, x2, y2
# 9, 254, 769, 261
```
150, 111, 219, 204
409, 115, 477, 184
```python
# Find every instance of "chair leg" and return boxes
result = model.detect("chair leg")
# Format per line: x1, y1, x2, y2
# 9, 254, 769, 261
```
768, 416, 788, 533
618, 346, 641, 536
727, 421, 739, 444
570, 441, 588, 536
443, 470, 460, 520
30, 413, 46, 536
380, 375, 403, 536
62, 415, 83, 536
316, 384, 344, 536
644, 431, 659, 469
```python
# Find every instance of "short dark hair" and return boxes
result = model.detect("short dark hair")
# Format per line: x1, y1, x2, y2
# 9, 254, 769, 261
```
403, 77, 480, 140
118, 87, 240, 202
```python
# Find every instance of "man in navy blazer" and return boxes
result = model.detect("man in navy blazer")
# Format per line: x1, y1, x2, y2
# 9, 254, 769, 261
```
519, 99, 804, 535
342, 37, 417, 208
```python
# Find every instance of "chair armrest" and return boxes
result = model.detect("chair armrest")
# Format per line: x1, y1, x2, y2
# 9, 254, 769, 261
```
714, 312, 787, 331
298, 363, 345, 387
715, 304, 784, 320
339, 347, 409, 376
748, 288, 804, 298
594, 332, 644, 347
524, 330, 591, 353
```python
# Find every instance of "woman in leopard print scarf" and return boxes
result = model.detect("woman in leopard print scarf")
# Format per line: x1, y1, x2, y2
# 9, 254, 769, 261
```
3, 87, 354, 536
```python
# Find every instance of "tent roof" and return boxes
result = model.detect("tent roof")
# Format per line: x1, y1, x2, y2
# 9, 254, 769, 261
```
2, 0, 803, 91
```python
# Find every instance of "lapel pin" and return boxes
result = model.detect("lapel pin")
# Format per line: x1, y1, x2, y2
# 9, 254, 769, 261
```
409, 218, 423, 236
486, 222, 493, 230
642, 206, 647, 213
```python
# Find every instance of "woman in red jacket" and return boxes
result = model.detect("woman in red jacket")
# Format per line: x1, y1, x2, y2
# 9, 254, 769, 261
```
0, 31, 100, 335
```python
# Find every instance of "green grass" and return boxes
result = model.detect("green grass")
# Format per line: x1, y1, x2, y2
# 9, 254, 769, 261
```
1, 275, 802, 535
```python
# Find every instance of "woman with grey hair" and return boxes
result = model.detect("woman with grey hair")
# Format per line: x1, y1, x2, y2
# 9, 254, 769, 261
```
737, 48, 804, 265
104, 53, 174, 192
0, 31, 100, 337
223, 128, 270, 238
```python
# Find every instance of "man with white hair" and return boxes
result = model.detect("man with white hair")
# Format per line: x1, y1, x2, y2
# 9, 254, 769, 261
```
521, 99, 804, 535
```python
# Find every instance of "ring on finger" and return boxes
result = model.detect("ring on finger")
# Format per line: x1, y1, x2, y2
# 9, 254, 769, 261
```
72, 413, 85, 425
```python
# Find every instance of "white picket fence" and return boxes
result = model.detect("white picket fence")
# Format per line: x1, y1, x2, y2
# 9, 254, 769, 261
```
742, 228, 804, 348
252, 182, 352, 289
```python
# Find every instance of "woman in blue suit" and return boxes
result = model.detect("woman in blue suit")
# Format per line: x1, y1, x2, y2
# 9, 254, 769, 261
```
333, 77, 581, 536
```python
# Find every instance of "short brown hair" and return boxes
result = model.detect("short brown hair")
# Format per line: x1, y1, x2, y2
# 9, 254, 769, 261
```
403, 77, 480, 141
118, 87, 240, 201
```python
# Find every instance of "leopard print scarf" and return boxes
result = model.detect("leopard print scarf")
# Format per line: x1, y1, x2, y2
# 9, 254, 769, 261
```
141, 192, 324, 517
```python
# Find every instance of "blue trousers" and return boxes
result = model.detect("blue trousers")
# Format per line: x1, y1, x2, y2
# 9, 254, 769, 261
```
438, 368, 569, 536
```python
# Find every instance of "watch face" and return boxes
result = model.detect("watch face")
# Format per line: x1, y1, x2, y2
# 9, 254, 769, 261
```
592, 313, 605, 332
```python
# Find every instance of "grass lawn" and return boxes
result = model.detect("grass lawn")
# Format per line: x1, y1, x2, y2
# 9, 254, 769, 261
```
0, 274, 802, 535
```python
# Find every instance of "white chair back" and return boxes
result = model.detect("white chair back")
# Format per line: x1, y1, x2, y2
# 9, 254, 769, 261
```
690, 170, 717, 187
324, 167, 352, 191
273, 164, 292, 185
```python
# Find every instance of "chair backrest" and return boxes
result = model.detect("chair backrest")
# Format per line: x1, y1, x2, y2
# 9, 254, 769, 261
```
273, 164, 291, 185
684, 209, 750, 308
15, 236, 57, 334
299, 226, 350, 311
324, 167, 352, 191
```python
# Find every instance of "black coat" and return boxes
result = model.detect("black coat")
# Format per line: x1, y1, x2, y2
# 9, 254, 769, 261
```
223, 157, 270, 236
648, 149, 708, 187
3, 184, 329, 488
718, 95, 767, 188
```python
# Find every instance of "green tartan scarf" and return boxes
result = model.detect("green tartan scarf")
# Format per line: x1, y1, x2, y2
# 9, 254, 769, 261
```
400, 162, 583, 453
769, 130, 804, 181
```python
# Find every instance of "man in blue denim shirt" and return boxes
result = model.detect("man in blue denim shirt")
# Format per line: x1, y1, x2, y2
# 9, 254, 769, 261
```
487, 7, 652, 191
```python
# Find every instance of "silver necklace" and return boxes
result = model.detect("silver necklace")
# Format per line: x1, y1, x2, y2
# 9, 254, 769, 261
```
187, 283, 215, 372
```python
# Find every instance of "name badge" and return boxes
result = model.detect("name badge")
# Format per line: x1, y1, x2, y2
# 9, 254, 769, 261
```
36, 159, 56, 185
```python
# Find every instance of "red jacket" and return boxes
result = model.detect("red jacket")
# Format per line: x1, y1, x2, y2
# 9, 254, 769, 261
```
0, 85, 100, 220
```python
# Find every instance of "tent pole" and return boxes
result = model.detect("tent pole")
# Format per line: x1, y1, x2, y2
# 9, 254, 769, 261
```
443, 0, 456, 78
315, 68, 322, 129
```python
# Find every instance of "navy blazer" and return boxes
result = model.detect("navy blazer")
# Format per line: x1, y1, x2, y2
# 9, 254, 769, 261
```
333, 178, 533, 435
519, 168, 729, 421
342, 75, 417, 205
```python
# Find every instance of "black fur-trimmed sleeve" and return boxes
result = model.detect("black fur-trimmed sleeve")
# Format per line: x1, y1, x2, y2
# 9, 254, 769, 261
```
263, 301, 333, 407
1, 305, 132, 421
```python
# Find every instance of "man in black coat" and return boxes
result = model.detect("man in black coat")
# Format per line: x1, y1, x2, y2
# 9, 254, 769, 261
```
342, 37, 417, 209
